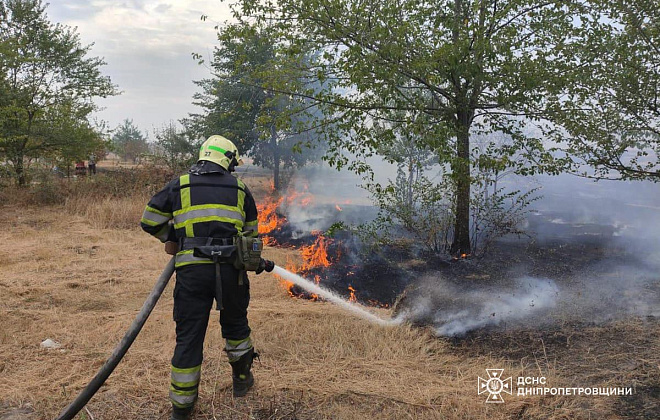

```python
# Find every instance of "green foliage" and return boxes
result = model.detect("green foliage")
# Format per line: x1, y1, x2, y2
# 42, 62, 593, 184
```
363, 157, 539, 256
229, 0, 586, 253
0, 165, 169, 210
549, 0, 660, 180
470, 184, 540, 255
111, 119, 148, 163
186, 22, 324, 190
72, 166, 167, 198
365, 171, 454, 254
152, 121, 199, 173
31, 169, 66, 205
0, 0, 117, 185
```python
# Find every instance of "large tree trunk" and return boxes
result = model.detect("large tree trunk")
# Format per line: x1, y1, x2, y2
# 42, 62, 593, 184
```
270, 125, 281, 191
450, 112, 471, 255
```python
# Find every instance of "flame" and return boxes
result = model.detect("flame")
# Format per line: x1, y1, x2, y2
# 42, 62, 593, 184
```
310, 275, 321, 301
285, 182, 314, 207
300, 231, 332, 271
274, 231, 333, 300
452, 253, 471, 261
367, 299, 390, 308
262, 185, 391, 306
262, 235, 277, 246
257, 195, 284, 236
348, 286, 357, 303
274, 259, 298, 297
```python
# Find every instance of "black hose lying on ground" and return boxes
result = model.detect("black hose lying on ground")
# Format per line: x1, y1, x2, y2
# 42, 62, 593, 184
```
55, 257, 175, 420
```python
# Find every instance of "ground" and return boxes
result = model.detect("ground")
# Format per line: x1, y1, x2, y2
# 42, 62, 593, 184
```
0, 178, 658, 419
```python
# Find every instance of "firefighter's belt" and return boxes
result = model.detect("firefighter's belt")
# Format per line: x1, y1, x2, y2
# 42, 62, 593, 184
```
190, 240, 237, 311
179, 237, 234, 249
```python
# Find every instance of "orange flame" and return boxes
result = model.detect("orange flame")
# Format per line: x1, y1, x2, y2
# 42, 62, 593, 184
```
368, 299, 389, 308
301, 197, 313, 206
273, 259, 297, 297
262, 236, 277, 246
300, 231, 332, 271
285, 182, 314, 207
257, 195, 284, 236
348, 286, 357, 303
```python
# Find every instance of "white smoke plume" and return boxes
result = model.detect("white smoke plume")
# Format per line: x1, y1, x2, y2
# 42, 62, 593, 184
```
399, 276, 560, 336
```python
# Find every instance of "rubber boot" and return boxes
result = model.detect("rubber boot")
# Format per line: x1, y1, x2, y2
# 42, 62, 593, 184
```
229, 348, 257, 397
170, 405, 193, 420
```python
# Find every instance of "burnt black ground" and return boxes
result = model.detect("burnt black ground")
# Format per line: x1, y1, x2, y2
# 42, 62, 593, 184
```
274, 173, 660, 418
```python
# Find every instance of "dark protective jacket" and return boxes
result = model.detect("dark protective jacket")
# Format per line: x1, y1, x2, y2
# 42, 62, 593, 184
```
140, 162, 259, 268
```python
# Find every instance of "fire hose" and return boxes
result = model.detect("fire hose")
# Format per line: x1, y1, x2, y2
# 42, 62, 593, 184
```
55, 257, 175, 420
54, 252, 394, 419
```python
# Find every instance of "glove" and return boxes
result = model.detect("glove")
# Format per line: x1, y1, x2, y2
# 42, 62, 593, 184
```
255, 258, 275, 274
164, 241, 178, 255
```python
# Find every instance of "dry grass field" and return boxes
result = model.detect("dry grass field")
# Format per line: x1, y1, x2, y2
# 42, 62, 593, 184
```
0, 172, 657, 419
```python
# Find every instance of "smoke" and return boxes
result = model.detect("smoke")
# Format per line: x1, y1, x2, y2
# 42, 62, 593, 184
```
398, 276, 560, 336
398, 257, 660, 337
267, 162, 660, 337
559, 260, 660, 322
397, 267, 660, 339
387, 175, 660, 336
283, 164, 381, 234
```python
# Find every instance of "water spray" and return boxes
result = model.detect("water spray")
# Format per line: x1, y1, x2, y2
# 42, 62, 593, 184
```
54, 259, 398, 419
272, 266, 402, 327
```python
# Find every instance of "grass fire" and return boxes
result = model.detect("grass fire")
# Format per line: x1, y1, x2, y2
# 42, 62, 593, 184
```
2, 1, 660, 418
2, 156, 660, 420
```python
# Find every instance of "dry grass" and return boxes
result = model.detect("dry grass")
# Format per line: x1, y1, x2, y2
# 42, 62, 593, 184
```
0, 204, 577, 420
1, 173, 655, 419
64, 195, 149, 230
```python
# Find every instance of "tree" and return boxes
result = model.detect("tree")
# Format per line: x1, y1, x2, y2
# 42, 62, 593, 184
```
0, 0, 117, 185
552, 0, 660, 180
364, 125, 538, 255
231, 0, 585, 255
112, 119, 148, 163
47, 103, 108, 176
153, 121, 199, 172
187, 23, 323, 190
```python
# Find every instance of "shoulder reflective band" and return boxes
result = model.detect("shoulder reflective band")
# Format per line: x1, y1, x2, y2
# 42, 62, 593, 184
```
179, 175, 193, 237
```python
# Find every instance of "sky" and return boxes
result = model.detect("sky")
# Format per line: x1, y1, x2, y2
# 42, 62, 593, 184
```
46, 0, 234, 139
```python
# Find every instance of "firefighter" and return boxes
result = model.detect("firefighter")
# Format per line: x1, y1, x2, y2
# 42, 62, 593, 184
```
140, 135, 274, 420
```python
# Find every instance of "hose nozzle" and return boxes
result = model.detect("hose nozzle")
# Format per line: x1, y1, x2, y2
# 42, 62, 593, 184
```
256, 258, 275, 274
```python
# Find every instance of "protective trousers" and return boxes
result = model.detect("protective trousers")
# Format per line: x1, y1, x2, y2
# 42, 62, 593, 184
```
169, 264, 252, 409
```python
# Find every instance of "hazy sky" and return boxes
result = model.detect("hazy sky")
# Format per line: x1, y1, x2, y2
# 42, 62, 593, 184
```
46, 1, 233, 138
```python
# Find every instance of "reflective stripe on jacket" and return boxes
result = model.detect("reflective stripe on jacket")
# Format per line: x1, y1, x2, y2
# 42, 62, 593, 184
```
140, 167, 259, 268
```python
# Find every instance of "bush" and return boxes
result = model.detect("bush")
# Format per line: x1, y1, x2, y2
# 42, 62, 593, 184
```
362, 166, 540, 257
1, 165, 175, 229
32, 176, 67, 206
